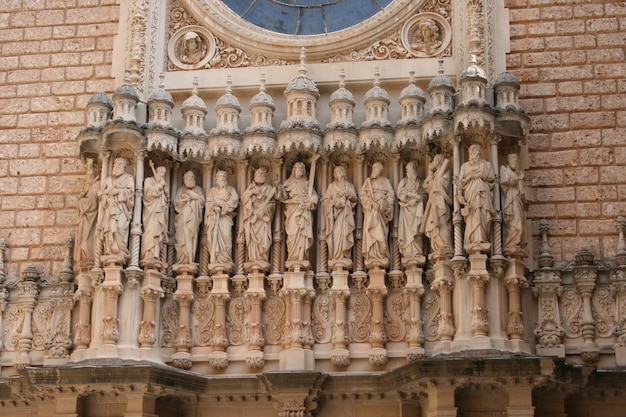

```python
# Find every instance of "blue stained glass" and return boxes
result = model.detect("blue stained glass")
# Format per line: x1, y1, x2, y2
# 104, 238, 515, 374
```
221, 0, 393, 35
297, 8, 325, 35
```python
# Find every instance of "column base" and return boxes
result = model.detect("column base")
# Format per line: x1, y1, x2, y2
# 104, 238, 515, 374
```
368, 347, 388, 366
536, 345, 565, 358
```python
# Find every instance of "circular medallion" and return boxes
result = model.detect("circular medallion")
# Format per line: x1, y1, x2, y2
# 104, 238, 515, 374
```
180, 0, 424, 60
401, 13, 451, 58
168, 26, 216, 70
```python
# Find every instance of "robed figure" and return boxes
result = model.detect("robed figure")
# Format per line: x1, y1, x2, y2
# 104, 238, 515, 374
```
322, 166, 357, 269
500, 153, 527, 256
174, 170, 205, 265
98, 157, 135, 261
241, 167, 276, 272
205, 170, 239, 272
359, 162, 395, 269
397, 161, 427, 267
140, 162, 169, 268
277, 162, 318, 270
421, 154, 454, 258
74, 159, 100, 268
458, 144, 495, 253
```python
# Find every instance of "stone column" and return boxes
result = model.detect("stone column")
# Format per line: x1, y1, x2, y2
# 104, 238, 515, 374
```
468, 253, 490, 341
13, 265, 40, 369
199, 162, 214, 279
127, 150, 146, 272
137, 270, 164, 361
431, 257, 455, 355
45, 237, 76, 365
0, 239, 7, 353
353, 154, 365, 273
234, 159, 248, 278
330, 267, 350, 367
271, 158, 284, 276
93, 150, 110, 271
172, 264, 196, 369
504, 256, 530, 353
245, 270, 266, 369
367, 267, 388, 366
489, 134, 504, 260
98, 265, 123, 356
72, 253, 95, 361
405, 265, 425, 361
574, 247, 599, 364
208, 272, 230, 369
451, 135, 464, 260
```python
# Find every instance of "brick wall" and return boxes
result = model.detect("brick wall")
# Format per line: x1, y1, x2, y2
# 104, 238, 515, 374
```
0, 1, 119, 276
506, 0, 626, 262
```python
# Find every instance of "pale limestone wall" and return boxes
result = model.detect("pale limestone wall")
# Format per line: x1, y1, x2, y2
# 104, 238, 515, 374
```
506, 0, 626, 262
0, 1, 119, 277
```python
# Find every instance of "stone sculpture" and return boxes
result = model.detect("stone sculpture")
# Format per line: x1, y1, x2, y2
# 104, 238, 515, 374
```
74, 158, 100, 268
421, 154, 453, 258
140, 161, 169, 268
359, 162, 395, 269
180, 31, 207, 65
500, 153, 527, 256
458, 143, 495, 253
397, 161, 427, 267
205, 170, 239, 272
322, 165, 357, 269
174, 170, 205, 265
277, 161, 318, 270
98, 157, 135, 261
241, 167, 276, 272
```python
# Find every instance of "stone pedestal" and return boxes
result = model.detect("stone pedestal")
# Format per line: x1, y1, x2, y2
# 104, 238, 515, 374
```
330, 268, 350, 367
405, 266, 425, 360
95, 263, 124, 358
431, 258, 455, 355
279, 270, 315, 370
138, 268, 165, 362
172, 263, 197, 370
245, 270, 267, 369
367, 267, 388, 365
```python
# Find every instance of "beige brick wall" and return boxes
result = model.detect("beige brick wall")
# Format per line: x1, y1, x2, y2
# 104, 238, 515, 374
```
0, 1, 119, 277
507, 0, 626, 262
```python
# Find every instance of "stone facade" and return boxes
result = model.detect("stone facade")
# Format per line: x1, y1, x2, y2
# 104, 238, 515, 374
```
0, 1, 625, 417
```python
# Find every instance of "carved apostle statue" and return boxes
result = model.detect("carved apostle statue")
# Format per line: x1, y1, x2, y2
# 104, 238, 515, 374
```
277, 162, 318, 270
174, 170, 205, 265
74, 158, 100, 269
140, 161, 169, 269
458, 143, 495, 253
241, 167, 276, 272
359, 162, 395, 269
421, 154, 453, 258
397, 161, 428, 267
500, 153, 527, 256
98, 157, 135, 262
205, 170, 239, 272
322, 165, 357, 270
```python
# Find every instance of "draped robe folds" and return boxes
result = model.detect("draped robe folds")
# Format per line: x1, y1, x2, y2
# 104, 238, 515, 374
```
500, 164, 526, 254
279, 177, 318, 263
140, 176, 169, 263
241, 182, 275, 264
174, 185, 205, 265
459, 159, 495, 251
74, 176, 100, 264
205, 185, 239, 266
99, 173, 135, 258
359, 176, 395, 266
397, 177, 426, 261
322, 179, 357, 263
421, 162, 453, 256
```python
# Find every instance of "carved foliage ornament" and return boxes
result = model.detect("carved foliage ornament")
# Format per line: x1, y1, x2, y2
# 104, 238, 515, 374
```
168, 0, 452, 69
